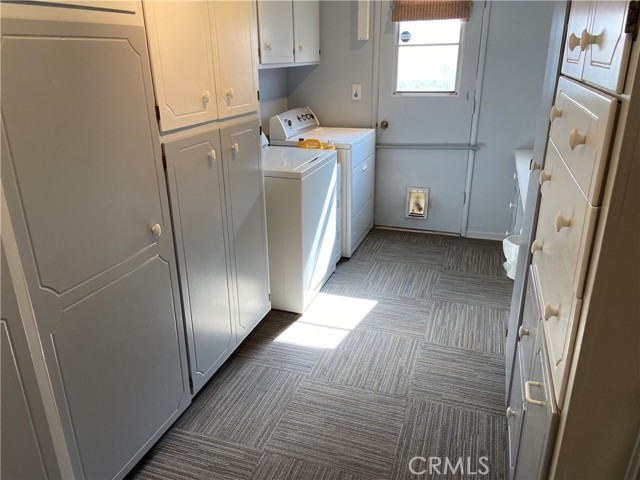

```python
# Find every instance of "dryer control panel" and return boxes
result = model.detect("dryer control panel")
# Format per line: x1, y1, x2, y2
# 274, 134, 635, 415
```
269, 107, 320, 141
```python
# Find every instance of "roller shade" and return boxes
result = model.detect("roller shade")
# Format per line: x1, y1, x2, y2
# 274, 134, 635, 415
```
391, 0, 471, 22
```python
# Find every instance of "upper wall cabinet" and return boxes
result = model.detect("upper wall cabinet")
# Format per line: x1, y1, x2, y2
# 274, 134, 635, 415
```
257, 0, 320, 67
561, 1, 634, 94
143, 1, 259, 132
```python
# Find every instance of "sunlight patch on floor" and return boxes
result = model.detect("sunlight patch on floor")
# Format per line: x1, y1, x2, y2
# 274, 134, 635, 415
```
273, 293, 377, 349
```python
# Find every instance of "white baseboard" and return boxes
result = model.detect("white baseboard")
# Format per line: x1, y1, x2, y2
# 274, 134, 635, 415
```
464, 231, 506, 241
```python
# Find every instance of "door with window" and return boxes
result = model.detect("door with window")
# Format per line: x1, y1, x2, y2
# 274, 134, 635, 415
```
375, 0, 486, 233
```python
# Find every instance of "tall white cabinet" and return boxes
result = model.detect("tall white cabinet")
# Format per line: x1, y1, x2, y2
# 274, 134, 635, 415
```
1, 11, 191, 480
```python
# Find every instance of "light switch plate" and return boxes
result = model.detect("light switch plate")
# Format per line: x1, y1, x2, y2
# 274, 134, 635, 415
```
352, 84, 362, 101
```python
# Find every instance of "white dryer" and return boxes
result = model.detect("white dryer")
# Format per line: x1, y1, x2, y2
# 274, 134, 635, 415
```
262, 145, 338, 314
269, 107, 375, 257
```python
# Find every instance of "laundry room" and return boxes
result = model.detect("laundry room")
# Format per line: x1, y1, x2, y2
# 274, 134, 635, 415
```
2, 1, 638, 480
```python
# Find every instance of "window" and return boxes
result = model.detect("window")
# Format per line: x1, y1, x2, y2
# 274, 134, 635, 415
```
395, 19, 463, 94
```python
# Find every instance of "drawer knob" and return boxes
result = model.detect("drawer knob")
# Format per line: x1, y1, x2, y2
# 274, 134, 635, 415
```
518, 325, 529, 338
580, 29, 600, 51
555, 212, 572, 232
525, 380, 546, 407
567, 32, 581, 51
202, 90, 211, 104
549, 105, 563, 122
569, 128, 587, 150
539, 170, 552, 186
543, 302, 559, 320
530, 159, 541, 171
531, 240, 543, 254
506, 407, 517, 418
151, 223, 162, 237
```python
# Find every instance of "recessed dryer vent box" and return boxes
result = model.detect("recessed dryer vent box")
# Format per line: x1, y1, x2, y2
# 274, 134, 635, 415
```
406, 187, 429, 219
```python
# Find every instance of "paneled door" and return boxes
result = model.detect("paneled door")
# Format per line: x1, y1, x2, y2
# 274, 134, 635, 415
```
220, 120, 271, 342
375, 0, 486, 233
143, 1, 219, 131
257, 0, 294, 64
164, 130, 236, 394
1, 18, 190, 479
293, 0, 320, 63
209, 0, 259, 118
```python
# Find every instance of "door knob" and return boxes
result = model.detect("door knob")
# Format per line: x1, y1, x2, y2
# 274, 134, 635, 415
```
380, 120, 389, 129
549, 105, 563, 122
555, 212, 572, 232
543, 302, 559, 320
151, 224, 162, 237
580, 29, 600, 50
539, 170, 552, 185
531, 240, 543, 254
518, 325, 529, 338
569, 128, 587, 150
567, 32, 580, 51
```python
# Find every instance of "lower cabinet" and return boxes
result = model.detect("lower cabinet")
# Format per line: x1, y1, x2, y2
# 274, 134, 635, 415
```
163, 118, 270, 394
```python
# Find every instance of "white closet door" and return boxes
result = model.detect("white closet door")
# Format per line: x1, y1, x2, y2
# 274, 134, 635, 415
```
582, 1, 633, 94
143, 1, 218, 131
209, 1, 259, 118
293, 0, 320, 63
257, 0, 294, 64
561, 0, 591, 82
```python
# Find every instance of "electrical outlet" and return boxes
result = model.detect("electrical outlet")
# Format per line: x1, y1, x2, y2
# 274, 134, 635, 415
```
352, 84, 362, 101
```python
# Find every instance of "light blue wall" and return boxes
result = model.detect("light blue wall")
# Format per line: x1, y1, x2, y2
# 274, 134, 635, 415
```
258, 1, 555, 237
258, 68, 288, 135
466, 1, 555, 238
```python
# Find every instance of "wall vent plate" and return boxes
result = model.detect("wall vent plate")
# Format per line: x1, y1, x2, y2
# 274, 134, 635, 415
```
406, 187, 429, 219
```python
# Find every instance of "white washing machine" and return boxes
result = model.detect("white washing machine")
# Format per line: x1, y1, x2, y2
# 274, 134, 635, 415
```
262, 145, 338, 314
269, 107, 376, 257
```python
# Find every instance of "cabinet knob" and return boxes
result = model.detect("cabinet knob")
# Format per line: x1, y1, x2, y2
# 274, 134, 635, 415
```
580, 28, 600, 51
567, 32, 581, 51
208, 149, 216, 164
530, 159, 541, 171
265, 42, 272, 51
539, 170, 552, 186
555, 211, 572, 232
525, 380, 546, 407
518, 325, 529, 338
509, 202, 516, 209
543, 302, 559, 321
231, 143, 239, 156
151, 223, 162, 237
299, 44, 303, 51
531, 240, 543, 254
549, 105, 563, 122
226, 88, 235, 100
569, 128, 587, 150
506, 407, 517, 418
202, 90, 211, 104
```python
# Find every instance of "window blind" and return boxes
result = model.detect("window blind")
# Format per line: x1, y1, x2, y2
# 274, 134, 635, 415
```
391, 0, 471, 22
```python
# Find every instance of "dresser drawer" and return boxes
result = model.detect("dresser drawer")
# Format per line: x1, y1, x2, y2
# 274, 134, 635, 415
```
531, 261, 582, 409
548, 76, 617, 205
535, 142, 599, 297
351, 154, 375, 218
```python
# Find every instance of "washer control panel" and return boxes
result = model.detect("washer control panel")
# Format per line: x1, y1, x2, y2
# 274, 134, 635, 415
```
269, 107, 320, 141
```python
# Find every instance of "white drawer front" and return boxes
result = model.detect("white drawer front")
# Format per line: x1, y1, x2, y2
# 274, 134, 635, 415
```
350, 135, 376, 170
351, 154, 375, 218
531, 261, 582, 409
536, 142, 599, 297
549, 76, 617, 205
351, 197, 374, 253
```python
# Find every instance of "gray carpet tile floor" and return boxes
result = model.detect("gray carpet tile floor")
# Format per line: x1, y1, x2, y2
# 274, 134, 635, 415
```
128, 228, 513, 480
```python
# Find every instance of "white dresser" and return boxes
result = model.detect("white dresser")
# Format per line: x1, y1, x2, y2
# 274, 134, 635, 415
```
508, 1, 638, 478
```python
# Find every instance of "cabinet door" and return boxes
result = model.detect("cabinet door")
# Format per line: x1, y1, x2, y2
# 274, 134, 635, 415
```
293, 0, 320, 63
209, 1, 259, 118
507, 345, 525, 477
1, 18, 190, 479
582, 1, 633, 94
143, 1, 218, 131
164, 130, 236, 394
561, 0, 591, 81
220, 120, 271, 341
257, 0, 294, 64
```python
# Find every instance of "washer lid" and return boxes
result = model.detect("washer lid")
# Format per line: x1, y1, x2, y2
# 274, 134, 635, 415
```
270, 126, 375, 149
262, 146, 336, 179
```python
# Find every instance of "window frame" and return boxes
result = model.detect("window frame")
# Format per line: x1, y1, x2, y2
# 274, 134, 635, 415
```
392, 19, 467, 97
